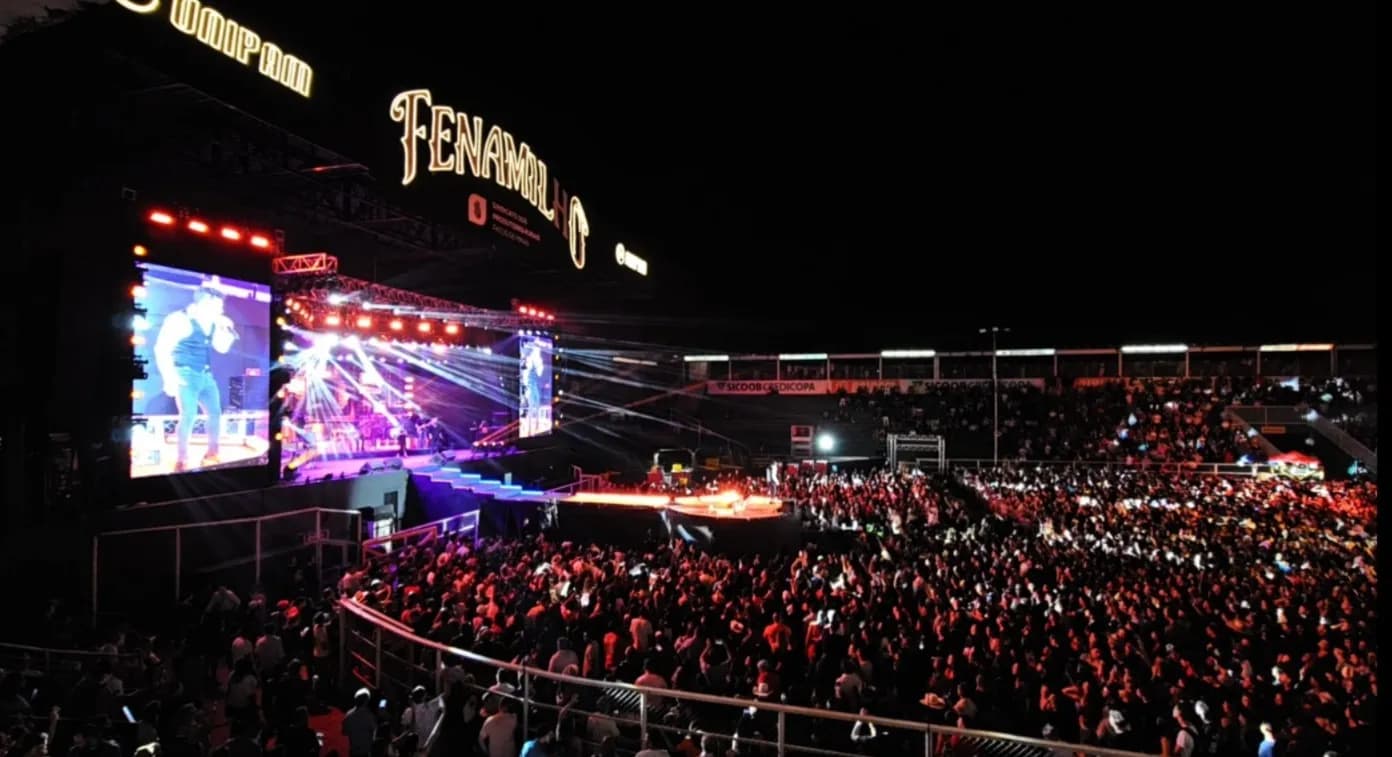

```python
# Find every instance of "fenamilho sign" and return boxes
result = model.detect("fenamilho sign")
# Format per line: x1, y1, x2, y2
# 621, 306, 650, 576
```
115, 0, 314, 97
389, 89, 591, 271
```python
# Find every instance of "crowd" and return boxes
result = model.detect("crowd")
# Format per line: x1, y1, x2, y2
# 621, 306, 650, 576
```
1233, 379, 1377, 453
2, 458, 1377, 757
0, 582, 344, 757
823, 377, 1382, 466
329, 464, 1375, 757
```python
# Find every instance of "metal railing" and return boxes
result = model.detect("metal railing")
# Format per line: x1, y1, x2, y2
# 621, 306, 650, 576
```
1306, 410, 1378, 475
362, 510, 479, 562
338, 600, 1156, 757
947, 457, 1272, 477
93, 507, 362, 614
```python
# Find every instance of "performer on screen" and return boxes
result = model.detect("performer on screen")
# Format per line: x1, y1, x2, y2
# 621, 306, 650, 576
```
521, 342, 547, 435
153, 284, 238, 472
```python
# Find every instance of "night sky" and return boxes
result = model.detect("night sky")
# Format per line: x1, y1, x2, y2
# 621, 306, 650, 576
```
23, 3, 1378, 353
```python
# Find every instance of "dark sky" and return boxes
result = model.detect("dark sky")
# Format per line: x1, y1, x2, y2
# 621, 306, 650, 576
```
45, 3, 1383, 352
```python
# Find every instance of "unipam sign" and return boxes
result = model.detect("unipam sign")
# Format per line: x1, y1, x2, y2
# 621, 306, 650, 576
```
114, 0, 314, 98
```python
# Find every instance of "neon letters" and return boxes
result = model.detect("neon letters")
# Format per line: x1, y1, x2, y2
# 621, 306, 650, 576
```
390, 89, 591, 270
115, 0, 313, 98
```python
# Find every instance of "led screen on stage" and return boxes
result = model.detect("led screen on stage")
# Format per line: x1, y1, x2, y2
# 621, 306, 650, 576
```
131, 263, 272, 478
518, 335, 553, 438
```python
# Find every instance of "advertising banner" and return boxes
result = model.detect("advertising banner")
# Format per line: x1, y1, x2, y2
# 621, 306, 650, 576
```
707, 380, 827, 395
706, 378, 1047, 395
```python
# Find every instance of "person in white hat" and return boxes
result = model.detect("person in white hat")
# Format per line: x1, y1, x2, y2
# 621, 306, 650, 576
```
341, 688, 377, 757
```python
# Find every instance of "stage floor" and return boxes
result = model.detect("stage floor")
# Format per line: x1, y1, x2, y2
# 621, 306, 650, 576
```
296, 447, 511, 479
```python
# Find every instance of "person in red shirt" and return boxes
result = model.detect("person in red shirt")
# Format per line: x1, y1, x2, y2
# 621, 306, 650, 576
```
762, 613, 792, 656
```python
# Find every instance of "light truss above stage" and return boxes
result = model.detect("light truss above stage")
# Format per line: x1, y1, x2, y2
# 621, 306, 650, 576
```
275, 267, 550, 333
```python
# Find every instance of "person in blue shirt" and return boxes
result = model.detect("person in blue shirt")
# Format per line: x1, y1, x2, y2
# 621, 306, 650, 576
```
1257, 722, 1277, 757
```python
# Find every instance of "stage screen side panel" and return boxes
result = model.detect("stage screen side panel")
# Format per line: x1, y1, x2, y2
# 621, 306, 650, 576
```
131, 263, 272, 478
518, 335, 554, 438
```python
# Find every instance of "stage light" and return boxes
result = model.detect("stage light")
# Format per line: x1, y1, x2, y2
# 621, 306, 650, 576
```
133, 245, 148, 257
130, 334, 145, 346
444, 323, 459, 335
324, 314, 342, 327
328, 293, 346, 305
417, 321, 431, 333
816, 433, 836, 453
431, 343, 446, 354
283, 340, 295, 352
187, 219, 209, 233
220, 227, 242, 241
148, 211, 175, 225
546, 314, 556, 321
131, 389, 143, 400
131, 315, 149, 331
353, 315, 371, 329
389, 319, 404, 331
131, 284, 147, 298
274, 432, 283, 442
250, 235, 271, 249
275, 317, 287, 327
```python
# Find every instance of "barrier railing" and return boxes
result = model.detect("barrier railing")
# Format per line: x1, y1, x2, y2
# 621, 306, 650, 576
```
362, 510, 480, 562
93, 507, 362, 614
947, 457, 1271, 477
339, 600, 1156, 757
1306, 410, 1378, 475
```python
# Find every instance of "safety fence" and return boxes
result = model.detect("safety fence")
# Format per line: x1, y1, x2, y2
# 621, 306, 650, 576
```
92, 507, 361, 614
339, 600, 1156, 757
362, 510, 479, 562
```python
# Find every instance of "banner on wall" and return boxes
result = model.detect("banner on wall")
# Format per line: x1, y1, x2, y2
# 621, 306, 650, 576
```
901, 378, 1045, 392
706, 378, 1046, 395
707, 380, 827, 395
1072, 377, 1125, 388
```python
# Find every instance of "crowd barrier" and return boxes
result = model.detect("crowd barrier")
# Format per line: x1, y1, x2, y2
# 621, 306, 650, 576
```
338, 600, 1157, 757
362, 510, 479, 562
93, 507, 362, 614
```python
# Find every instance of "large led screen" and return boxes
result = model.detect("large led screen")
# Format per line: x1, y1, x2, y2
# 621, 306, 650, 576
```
518, 335, 553, 438
131, 263, 272, 477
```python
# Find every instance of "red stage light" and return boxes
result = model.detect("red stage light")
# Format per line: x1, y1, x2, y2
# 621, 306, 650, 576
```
444, 323, 459, 335
417, 321, 432, 333
148, 211, 175, 225
133, 245, 148, 257
389, 319, 404, 331
187, 220, 209, 233
220, 227, 242, 241
131, 284, 146, 298
546, 314, 556, 321
356, 316, 372, 329
324, 314, 342, 327
250, 235, 271, 249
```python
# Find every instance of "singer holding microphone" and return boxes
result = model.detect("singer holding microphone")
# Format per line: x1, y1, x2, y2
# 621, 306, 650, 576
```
153, 283, 238, 472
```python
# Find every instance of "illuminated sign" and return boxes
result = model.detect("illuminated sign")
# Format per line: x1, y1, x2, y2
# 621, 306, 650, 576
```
615, 243, 649, 276
115, 0, 314, 97
390, 89, 590, 270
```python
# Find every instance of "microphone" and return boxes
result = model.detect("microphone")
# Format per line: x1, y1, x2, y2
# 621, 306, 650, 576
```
216, 315, 240, 340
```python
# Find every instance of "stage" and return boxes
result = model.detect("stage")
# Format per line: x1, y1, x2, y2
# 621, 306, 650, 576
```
551, 491, 802, 553
295, 447, 520, 480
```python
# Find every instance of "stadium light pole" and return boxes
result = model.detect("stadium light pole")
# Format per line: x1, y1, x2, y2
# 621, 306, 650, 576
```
980, 326, 1009, 465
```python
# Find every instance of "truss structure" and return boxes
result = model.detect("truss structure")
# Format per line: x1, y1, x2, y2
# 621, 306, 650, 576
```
272, 253, 339, 276
887, 433, 946, 472
276, 273, 549, 333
